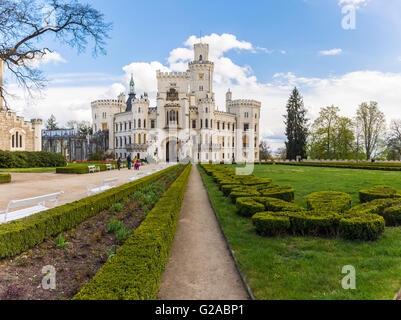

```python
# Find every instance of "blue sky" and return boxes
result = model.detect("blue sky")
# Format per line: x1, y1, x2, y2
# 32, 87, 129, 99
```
6, 0, 401, 150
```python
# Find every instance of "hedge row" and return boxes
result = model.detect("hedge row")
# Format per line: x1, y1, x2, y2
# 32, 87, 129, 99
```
0, 150, 67, 168
275, 161, 401, 172
0, 165, 181, 259
201, 164, 295, 203
56, 164, 116, 174
0, 174, 11, 184
306, 191, 352, 213
252, 210, 385, 241
73, 163, 192, 300
359, 185, 401, 203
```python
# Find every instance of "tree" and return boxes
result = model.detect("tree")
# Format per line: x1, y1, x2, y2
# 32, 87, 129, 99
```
259, 140, 272, 161
0, 0, 112, 108
356, 101, 386, 160
309, 107, 356, 160
386, 119, 401, 160
284, 87, 309, 160
46, 114, 58, 130
309, 106, 340, 159
66, 119, 92, 134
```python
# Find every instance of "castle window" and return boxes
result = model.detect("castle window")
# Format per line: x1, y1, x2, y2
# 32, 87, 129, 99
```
210, 120, 213, 128
151, 120, 155, 129
206, 107, 208, 113
138, 119, 141, 128
200, 119, 203, 129
192, 120, 196, 129
217, 122, 220, 130
134, 119, 136, 129
223, 123, 225, 130
244, 123, 249, 131
144, 120, 146, 128
12, 135, 14, 148
120, 123, 122, 131
124, 122, 127, 131
138, 134, 142, 145
199, 55, 203, 61
228, 123, 230, 130
199, 85, 203, 91
116, 137, 118, 147
205, 119, 208, 128
129, 122, 132, 130
16, 131, 19, 148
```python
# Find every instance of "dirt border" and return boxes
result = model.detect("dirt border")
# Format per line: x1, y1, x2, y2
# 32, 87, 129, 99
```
198, 164, 255, 301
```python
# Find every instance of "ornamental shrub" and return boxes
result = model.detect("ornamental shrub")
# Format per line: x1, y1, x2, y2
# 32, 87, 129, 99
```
236, 198, 265, 217
259, 186, 295, 202
359, 185, 401, 203
0, 174, 11, 184
306, 191, 352, 213
264, 197, 304, 212
0, 150, 66, 168
252, 212, 291, 236
339, 213, 385, 241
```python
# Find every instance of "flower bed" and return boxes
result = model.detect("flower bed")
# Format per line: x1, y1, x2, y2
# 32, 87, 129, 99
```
0, 165, 181, 259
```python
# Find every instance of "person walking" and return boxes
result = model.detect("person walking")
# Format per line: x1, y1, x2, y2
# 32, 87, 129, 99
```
127, 154, 132, 170
135, 159, 141, 170
117, 156, 122, 170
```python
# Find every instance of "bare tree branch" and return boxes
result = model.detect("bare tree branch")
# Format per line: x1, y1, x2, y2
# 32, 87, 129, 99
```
0, 0, 112, 109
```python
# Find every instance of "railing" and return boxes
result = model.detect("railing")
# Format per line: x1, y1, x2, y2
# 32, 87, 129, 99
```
126, 144, 148, 152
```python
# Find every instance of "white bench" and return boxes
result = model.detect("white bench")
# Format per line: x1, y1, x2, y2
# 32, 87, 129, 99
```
106, 164, 115, 171
87, 178, 119, 196
0, 191, 64, 224
88, 165, 100, 173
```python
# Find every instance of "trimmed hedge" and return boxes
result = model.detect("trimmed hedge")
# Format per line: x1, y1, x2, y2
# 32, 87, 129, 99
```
56, 164, 115, 174
347, 198, 401, 227
201, 163, 386, 241
73, 163, 192, 300
306, 191, 352, 213
359, 185, 401, 203
236, 197, 304, 217
252, 210, 385, 240
0, 165, 182, 259
0, 174, 11, 184
0, 150, 67, 168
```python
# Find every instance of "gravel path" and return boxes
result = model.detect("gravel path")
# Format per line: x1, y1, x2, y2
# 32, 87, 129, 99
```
0, 164, 161, 210
158, 165, 249, 300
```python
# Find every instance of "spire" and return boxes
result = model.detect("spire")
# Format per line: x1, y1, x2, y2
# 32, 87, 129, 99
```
129, 73, 135, 95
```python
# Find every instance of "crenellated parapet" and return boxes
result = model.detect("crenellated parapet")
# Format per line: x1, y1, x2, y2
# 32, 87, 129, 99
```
227, 99, 261, 108
156, 71, 190, 80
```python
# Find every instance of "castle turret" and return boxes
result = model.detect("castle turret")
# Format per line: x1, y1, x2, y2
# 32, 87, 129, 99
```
31, 119, 43, 151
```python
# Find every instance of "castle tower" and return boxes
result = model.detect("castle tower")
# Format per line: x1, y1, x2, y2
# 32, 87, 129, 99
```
31, 119, 43, 151
189, 43, 214, 102
226, 89, 232, 110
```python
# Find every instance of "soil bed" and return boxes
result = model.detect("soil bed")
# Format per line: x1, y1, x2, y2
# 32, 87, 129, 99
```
0, 166, 183, 300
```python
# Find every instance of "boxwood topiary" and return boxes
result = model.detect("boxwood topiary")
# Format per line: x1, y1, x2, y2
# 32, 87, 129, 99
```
259, 186, 295, 202
339, 213, 385, 241
359, 185, 401, 203
290, 211, 341, 236
230, 189, 261, 203
264, 197, 304, 212
236, 197, 266, 217
252, 212, 291, 236
306, 191, 352, 213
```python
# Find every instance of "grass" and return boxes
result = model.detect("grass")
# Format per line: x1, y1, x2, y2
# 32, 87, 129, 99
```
199, 164, 401, 300
227, 164, 401, 208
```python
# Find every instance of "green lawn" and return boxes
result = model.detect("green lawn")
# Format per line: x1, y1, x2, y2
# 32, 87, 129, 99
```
199, 164, 401, 300
227, 164, 401, 208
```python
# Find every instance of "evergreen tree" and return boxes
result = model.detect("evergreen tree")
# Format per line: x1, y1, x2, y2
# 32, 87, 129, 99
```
284, 87, 308, 160
46, 114, 59, 130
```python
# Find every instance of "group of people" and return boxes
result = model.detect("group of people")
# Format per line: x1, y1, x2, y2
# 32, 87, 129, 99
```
116, 154, 141, 171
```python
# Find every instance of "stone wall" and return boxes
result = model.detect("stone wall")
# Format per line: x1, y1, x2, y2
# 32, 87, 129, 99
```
0, 109, 42, 151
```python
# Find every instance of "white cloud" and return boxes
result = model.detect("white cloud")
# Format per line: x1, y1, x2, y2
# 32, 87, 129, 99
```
338, 0, 368, 8
26, 51, 67, 68
7, 33, 401, 153
319, 48, 343, 56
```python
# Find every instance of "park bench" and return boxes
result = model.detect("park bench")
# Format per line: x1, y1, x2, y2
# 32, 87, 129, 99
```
0, 191, 64, 223
88, 165, 100, 173
87, 178, 119, 196
106, 164, 115, 171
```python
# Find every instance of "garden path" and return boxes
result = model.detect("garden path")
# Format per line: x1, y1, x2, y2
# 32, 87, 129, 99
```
0, 164, 161, 210
158, 165, 249, 300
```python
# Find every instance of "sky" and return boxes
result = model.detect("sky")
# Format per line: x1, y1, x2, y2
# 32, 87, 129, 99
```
4, 0, 401, 151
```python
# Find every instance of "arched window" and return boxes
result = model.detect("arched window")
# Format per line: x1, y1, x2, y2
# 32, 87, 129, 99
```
144, 120, 146, 128
138, 119, 141, 128
199, 55, 203, 61
116, 138, 118, 147
16, 131, 19, 148
138, 134, 142, 145
205, 119, 208, 128
120, 137, 122, 146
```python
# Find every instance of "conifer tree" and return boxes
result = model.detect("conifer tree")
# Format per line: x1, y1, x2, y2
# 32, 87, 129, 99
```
284, 87, 308, 160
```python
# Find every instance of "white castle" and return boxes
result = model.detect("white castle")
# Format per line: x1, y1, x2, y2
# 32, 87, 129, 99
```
91, 43, 261, 163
